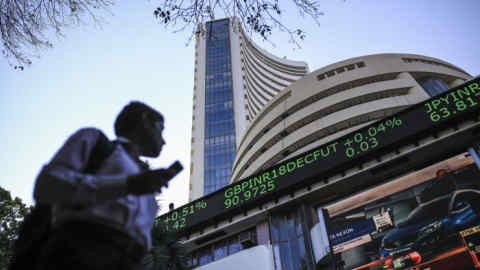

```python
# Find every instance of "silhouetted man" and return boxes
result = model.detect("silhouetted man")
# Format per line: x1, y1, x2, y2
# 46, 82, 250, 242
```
33, 102, 176, 270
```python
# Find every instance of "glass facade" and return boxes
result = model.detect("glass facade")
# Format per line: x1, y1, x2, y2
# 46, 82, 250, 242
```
204, 19, 236, 195
420, 77, 450, 97
271, 209, 310, 270
187, 229, 256, 267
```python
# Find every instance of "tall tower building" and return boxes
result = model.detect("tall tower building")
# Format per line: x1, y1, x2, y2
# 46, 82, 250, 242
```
189, 18, 309, 201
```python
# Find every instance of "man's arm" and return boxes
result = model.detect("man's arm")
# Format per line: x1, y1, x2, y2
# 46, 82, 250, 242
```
33, 128, 128, 207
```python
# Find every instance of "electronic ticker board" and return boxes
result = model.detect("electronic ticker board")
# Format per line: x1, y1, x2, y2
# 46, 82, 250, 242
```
158, 77, 480, 233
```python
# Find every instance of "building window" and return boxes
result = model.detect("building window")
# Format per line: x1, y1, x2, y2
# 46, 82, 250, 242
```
188, 228, 257, 268
270, 208, 310, 270
317, 74, 326, 81
214, 240, 228, 260
356, 61, 365, 68
198, 249, 212, 266
420, 77, 450, 97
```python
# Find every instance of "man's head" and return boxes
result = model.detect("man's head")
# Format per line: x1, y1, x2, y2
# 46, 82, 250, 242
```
115, 101, 165, 157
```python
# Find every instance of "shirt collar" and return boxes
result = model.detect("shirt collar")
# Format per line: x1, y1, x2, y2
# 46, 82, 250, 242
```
115, 136, 141, 158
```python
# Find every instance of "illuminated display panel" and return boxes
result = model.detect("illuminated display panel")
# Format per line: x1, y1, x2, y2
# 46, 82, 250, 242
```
159, 78, 480, 233
321, 156, 480, 269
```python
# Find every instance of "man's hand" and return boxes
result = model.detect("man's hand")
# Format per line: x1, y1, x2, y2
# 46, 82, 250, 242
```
126, 169, 174, 195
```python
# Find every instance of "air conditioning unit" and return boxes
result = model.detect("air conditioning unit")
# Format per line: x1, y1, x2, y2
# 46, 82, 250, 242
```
238, 231, 256, 248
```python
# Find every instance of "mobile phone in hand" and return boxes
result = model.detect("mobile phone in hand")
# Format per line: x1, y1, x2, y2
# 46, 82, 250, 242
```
157, 161, 183, 189
167, 161, 183, 176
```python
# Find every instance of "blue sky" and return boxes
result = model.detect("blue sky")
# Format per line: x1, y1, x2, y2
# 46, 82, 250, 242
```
1, 0, 479, 213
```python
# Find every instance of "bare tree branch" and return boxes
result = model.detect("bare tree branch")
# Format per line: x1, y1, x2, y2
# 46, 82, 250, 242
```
1, 0, 324, 69
153, 0, 323, 47
0, 0, 114, 69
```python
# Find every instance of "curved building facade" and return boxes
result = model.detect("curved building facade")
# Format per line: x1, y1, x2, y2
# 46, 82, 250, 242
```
189, 18, 308, 201
160, 50, 479, 270
231, 53, 472, 182
238, 25, 309, 119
